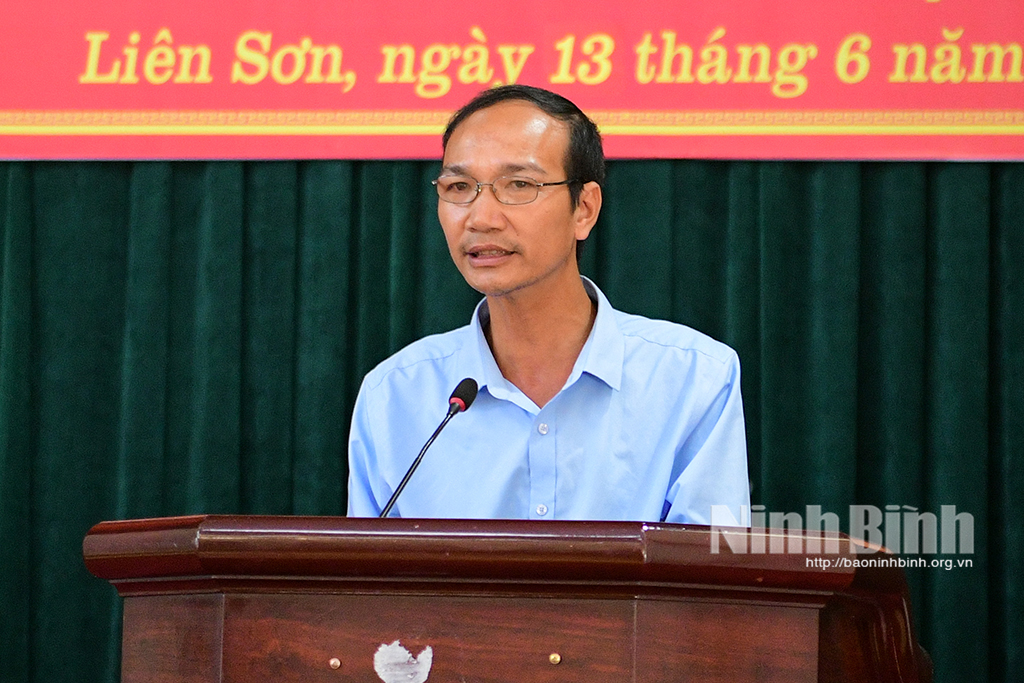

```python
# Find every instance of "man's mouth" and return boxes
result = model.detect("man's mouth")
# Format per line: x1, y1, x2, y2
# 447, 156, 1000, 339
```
466, 246, 515, 258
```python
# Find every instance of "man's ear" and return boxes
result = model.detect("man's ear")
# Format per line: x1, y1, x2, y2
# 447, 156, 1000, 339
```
573, 181, 602, 241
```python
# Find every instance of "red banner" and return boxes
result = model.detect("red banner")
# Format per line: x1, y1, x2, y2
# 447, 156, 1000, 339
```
1, 0, 1022, 160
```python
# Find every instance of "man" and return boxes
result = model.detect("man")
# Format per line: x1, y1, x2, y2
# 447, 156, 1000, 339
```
347, 85, 749, 524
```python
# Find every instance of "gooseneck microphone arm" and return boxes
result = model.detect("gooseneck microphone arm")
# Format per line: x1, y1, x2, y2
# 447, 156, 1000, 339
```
379, 378, 478, 519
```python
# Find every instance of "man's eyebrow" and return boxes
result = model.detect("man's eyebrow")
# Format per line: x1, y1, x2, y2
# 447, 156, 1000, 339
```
501, 162, 547, 175
440, 162, 549, 176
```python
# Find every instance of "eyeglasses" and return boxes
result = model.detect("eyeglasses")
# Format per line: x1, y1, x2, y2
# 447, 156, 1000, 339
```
433, 175, 578, 206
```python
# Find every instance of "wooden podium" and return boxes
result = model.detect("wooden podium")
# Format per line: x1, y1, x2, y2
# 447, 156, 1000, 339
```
83, 516, 931, 683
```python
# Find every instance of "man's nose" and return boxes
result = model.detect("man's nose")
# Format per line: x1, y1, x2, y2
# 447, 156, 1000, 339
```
465, 185, 505, 230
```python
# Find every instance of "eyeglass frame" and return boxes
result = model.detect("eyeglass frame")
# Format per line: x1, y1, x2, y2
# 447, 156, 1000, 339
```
432, 174, 580, 206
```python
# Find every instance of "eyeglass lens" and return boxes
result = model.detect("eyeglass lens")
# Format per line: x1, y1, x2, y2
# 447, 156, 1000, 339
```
435, 176, 541, 205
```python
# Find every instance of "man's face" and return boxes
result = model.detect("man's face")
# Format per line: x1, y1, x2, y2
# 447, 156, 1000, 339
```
438, 100, 599, 299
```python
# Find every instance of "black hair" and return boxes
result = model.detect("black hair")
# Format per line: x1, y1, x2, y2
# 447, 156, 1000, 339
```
442, 85, 605, 210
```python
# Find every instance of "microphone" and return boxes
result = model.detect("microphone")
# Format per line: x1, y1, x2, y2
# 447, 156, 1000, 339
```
379, 378, 478, 518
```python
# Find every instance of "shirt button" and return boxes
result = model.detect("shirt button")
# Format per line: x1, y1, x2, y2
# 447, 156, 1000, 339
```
538, 423, 549, 435
536, 504, 549, 516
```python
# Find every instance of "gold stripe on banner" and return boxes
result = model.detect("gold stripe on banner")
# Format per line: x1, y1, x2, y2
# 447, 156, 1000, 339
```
1, 110, 1023, 136
595, 110, 1024, 136
0, 111, 450, 136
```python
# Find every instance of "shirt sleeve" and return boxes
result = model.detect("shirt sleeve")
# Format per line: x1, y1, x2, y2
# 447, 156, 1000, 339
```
663, 349, 750, 526
346, 377, 384, 517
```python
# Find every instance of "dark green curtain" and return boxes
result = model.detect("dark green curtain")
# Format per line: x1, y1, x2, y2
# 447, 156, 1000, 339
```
0, 160, 1020, 683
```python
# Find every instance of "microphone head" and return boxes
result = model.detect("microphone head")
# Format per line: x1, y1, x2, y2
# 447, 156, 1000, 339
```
448, 377, 478, 414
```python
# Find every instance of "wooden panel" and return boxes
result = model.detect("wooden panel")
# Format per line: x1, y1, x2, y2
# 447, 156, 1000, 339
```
122, 594, 224, 683
635, 599, 819, 683
221, 593, 633, 683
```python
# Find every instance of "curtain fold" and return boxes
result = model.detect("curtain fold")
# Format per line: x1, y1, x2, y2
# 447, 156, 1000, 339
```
923, 164, 992, 676
292, 161, 354, 516
0, 163, 33, 683
757, 162, 863, 515
0, 159, 1019, 683
991, 164, 1023, 682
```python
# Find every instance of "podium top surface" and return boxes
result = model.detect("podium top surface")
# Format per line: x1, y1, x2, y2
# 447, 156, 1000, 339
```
83, 515, 900, 596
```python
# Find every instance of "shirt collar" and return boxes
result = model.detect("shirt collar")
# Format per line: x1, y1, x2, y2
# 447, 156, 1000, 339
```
574, 277, 624, 391
463, 277, 624, 408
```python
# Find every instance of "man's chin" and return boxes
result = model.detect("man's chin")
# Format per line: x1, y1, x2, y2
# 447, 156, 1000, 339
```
461, 271, 517, 298
465, 273, 544, 300
459, 259, 576, 301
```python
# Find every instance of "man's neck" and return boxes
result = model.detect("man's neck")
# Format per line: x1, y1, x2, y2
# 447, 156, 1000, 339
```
484, 272, 597, 408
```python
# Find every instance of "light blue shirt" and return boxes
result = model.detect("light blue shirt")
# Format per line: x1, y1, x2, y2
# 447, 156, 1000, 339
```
347, 278, 749, 524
